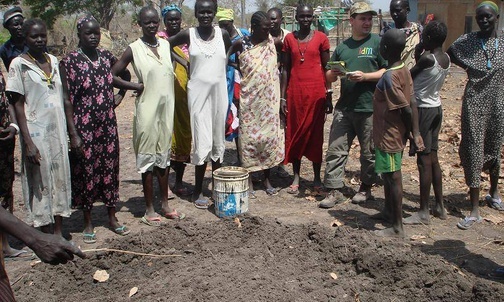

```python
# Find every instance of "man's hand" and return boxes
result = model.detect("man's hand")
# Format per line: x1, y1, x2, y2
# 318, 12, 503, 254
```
346, 71, 366, 82
28, 233, 86, 265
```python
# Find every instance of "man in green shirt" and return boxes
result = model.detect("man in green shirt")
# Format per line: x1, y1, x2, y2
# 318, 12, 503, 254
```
320, 2, 387, 208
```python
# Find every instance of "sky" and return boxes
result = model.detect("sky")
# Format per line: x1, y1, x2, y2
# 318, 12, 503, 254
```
183, 0, 391, 13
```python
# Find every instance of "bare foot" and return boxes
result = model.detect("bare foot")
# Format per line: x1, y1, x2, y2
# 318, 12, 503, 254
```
432, 205, 448, 220
403, 212, 431, 225
370, 211, 392, 223
374, 227, 404, 238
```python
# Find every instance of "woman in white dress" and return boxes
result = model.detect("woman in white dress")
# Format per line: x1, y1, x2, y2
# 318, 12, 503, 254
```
169, 0, 232, 209
112, 7, 184, 226
6, 19, 72, 235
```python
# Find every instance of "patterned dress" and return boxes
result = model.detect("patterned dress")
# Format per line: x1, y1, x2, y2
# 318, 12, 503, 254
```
448, 32, 504, 188
60, 49, 120, 210
0, 71, 15, 211
237, 36, 284, 172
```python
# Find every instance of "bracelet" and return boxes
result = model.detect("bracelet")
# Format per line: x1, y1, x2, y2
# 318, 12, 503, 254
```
280, 98, 286, 102
9, 123, 19, 134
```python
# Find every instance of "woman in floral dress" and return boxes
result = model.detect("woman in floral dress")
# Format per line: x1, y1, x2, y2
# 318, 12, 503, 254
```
230, 11, 284, 196
60, 15, 130, 243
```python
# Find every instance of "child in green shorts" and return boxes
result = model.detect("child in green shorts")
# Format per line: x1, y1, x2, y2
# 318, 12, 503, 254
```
373, 28, 423, 237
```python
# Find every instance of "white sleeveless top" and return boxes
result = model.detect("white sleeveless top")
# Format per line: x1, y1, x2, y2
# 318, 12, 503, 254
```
187, 26, 228, 165
413, 53, 450, 108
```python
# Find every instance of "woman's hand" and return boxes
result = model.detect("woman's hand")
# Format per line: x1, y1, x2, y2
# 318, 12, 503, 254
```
280, 98, 287, 127
25, 142, 41, 165
324, 92, 333, 114
0, 126, 16, 141
280, 98, 287, 115
70, 134, 84, 158
114, 94, 124, 108
136, 83, 144, 96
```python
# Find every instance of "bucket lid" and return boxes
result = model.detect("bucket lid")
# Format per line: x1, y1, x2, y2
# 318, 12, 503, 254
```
213, 166, 249, 177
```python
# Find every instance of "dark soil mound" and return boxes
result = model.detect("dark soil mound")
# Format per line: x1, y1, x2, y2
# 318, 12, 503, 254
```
13, 216, 504, 301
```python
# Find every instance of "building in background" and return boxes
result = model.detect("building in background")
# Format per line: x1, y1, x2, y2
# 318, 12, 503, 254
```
417, 0, 503, 48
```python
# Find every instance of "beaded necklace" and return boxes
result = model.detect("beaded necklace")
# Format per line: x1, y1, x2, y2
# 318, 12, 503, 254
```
479, 37, 498, 70
141, 38, 160, 48
296, 30, 313, 63
27, 52, 54, 88
78, 48, 101, 67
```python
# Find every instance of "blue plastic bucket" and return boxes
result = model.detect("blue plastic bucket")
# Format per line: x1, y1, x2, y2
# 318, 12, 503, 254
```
212, 166, 249, 217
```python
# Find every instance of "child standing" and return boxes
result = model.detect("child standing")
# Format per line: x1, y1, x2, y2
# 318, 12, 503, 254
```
373, 28, 423, 237
404, 21, 449, 225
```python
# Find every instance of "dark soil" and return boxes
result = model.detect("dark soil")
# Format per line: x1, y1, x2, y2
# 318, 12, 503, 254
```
11, 216, 504, 301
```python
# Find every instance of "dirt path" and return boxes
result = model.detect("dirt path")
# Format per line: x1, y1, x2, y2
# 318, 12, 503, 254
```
5, 67, 504, 301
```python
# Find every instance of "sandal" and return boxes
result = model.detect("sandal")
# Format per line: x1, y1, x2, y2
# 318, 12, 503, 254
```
287, 184, 299, 195
485, 195, 504, 211
83, 232, 97, 244
194, 198, 209, 209
173, 186, 193, 196
457, 216, 482, 230
113, 225, 130, 236
312, 186, 325, 197
265, 188, 278, 196
164, 209, 186, 220
140, 215, 164, 227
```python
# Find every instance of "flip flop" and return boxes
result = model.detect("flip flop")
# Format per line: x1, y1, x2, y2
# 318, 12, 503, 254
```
4, 249, 31, 260
174, 186, 193, 196
83, 232, 97, 244
456, 216, 482, 230
140, 215, 164, 227
312, 186, 325, 197
4, 250, 35, 261
485, 195, 504, 211
287, 184, 299, 194
265, 188, 278, 196
164, 209, 186, 220
167, 189, 176, 200
113, 225, 131, 236
194, 198, 209, 209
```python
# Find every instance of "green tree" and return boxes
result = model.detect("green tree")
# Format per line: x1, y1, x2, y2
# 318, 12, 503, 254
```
24, 0, 142, 30
281, 0, 334, 7
282, 0, 372, 7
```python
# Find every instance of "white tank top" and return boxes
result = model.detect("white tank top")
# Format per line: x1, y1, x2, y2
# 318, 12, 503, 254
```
413, 53, 450, 108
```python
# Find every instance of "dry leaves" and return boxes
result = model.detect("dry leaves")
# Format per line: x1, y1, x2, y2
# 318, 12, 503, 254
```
234, 217, 242, 228
331, 219, 344, 227
410, 235, 427, 241
330, 272, 338, 280
129, 287, 138, 297
93, 270, 110, 282
484, 215, 504, 225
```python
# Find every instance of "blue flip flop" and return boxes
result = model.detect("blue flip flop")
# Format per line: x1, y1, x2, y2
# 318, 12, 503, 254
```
194, 198, 209, 209
485, 195, 504, 211
457, 216, 482, 230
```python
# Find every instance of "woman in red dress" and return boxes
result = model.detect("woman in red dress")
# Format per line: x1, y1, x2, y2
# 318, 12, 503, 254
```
281, 4, 332, 194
